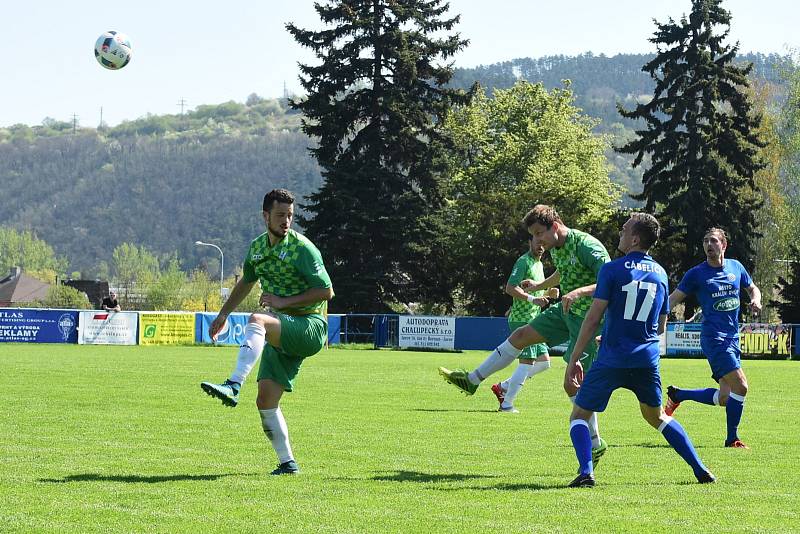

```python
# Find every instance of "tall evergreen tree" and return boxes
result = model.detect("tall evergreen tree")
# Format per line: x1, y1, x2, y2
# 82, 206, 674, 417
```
616, 0, 766, 283
771, 246, 800, 323
287, 0, 469, 312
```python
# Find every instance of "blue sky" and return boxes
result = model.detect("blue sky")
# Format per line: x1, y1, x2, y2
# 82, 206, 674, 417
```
0, 0, 796, 127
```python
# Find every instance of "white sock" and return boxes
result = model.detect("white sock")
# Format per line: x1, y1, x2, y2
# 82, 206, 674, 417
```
259, 407, 294, 464
502, 363, 532, 408
469, 340, 522, 384
229, 322, 266, 385
570, 395, 601, 448
527, 359, 551, 378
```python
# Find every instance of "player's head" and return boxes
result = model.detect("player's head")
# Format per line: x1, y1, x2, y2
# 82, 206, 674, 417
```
523, 204, 563, 250
262, 188, 295, 239
703, 227, 728, 259
528, 235, 545, 258
619, 213, 660, 253
109, 291, 117, 299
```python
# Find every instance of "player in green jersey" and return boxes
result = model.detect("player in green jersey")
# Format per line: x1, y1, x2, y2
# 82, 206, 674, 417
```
490, 236, 552, 413
439, 204, 610, 461
201, 189, 333, 475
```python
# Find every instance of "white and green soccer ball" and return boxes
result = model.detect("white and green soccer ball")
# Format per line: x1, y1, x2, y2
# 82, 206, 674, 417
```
94, 31, 132, 70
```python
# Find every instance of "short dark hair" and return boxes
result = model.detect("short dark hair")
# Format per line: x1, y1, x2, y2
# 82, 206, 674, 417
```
263, 188, 294, 211
522, 204, 562, 229
629, 212, 660, 249
704, 227, 728, 244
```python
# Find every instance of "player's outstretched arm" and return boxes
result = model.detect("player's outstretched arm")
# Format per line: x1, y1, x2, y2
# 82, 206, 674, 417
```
505, 283, 549, 307
209, 277, 257, 339
520, 271, 560, 292
668, 289, 687, 313
564, 297, 607, 389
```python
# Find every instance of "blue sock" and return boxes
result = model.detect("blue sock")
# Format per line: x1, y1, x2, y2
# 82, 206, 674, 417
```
570, 419, 594, 476
674, 387, 717, 405
660, 418, 707, 477
726, 392, 745, 443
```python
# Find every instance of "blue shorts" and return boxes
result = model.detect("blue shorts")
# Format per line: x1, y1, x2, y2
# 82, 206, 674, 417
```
701, 336, 741, 382
574, 363, 662, 412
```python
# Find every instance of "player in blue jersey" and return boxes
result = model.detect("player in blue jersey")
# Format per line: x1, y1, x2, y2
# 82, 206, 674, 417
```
665, 228, 762, 449
565, 213, 715, 487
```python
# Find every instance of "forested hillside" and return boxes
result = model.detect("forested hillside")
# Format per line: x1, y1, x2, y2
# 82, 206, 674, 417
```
0, 97, 321, 277
450, 53, 787, 194
0, 53, 787, 277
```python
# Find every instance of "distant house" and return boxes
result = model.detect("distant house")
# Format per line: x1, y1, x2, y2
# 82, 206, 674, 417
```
0, 267, 51, 307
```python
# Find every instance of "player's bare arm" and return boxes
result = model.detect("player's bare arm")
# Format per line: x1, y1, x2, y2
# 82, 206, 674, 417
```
562, 283, 597, 314
520, 271, 560, 292
209, 277, 258, 339
746, 284, 762, 314
565, 297, 608, 390
505, 283, 549, 307
657, 314, 668, 335
668, 288, 687, 311
260, 286, 334, 310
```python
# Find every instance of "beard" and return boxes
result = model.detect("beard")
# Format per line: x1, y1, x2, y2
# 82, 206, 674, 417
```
268, 222, 288, 239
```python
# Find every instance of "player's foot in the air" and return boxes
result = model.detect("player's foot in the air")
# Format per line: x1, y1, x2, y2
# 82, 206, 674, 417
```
438, 367, 478, 395
490, 383, 505, 407
591, 437, 608, 467
498, 404, 519, 414
696, 470, 717, 484
724, 438, 750, 449
270, 460, 300, 475
200, 379, 240, 407
664, 385, 681, 416
568, 473, 595, 488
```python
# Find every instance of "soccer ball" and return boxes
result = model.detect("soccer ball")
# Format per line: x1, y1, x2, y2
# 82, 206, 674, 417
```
94, 31, 132, 70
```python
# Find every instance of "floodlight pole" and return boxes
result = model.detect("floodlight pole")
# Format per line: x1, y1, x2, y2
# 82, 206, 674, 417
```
195, 241, 224, 296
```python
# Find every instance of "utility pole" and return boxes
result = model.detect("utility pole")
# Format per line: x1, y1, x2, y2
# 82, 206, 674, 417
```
99, 106, 104, 128
177, 98, 187, 115
72, 113, 78, 134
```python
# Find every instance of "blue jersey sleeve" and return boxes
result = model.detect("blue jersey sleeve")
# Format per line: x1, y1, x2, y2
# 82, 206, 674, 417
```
738, 261, 753, 288
676, 268, 696, 295
593, 263, 614, 301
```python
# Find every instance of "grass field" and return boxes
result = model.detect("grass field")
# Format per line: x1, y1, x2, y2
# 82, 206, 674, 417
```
1, 343, 799, 533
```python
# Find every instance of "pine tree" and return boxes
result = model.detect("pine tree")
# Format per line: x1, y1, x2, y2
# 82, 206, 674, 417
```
616, 0, 766, 281
772, 246, 800, 323
287, 0, 469, 312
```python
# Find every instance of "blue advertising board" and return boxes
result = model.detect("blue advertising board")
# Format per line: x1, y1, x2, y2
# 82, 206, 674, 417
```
454, 317, 509, 351
195, 312, 250, 345
0, 308, 79, 343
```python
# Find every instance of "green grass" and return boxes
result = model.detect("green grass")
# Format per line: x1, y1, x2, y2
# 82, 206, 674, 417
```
1, 344, 798, 533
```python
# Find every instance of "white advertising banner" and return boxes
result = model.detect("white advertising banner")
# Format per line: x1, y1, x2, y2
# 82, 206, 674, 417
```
665, 323, 703, 355
399, 316, 455, 350
78, 311, 138, 345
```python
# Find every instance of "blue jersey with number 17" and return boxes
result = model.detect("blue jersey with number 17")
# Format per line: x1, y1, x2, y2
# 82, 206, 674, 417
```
594, 251, 669, 368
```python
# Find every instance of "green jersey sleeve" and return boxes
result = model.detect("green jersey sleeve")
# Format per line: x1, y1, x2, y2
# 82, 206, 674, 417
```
576, 235, 610, 278
507, 255, 533, 287
296, 242, 332, 289
241, 251, 258, 283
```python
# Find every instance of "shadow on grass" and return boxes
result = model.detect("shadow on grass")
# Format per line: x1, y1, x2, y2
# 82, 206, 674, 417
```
371, 470, 502, 483
39, 472, 248, 484
614, 442, 712, 450
371, 472, 566, 491
409, 408, 499, 414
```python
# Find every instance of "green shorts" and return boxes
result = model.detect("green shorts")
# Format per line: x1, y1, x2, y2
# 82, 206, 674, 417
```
509, 321, 549, 360
257, 313, 327, 392
529, 303, 600, 371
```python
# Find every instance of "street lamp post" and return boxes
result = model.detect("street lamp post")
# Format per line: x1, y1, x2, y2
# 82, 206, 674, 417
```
195, 241, 224, 297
